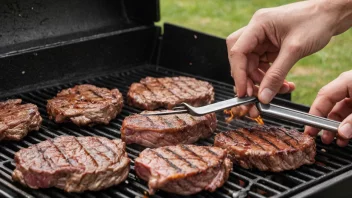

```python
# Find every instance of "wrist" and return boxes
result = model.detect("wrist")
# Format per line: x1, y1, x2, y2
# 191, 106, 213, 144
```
316, 0, 352, 35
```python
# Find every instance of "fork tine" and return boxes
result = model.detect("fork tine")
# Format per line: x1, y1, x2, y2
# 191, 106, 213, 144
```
140, 109, 189, 116
172, 106, 187, 110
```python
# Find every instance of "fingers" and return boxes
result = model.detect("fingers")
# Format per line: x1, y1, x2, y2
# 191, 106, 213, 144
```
226, 27, 246, 52
247, 79, 254, 97
337, 113, 352, 147
305, 73, 352, 137
336, 98, 352, 139
258, 43, 300, 104
320, 99, 352, 145
228, 24, 266, 97
227, 27, 247, 97
248, 105, 260, 118
260, 52, 278, 63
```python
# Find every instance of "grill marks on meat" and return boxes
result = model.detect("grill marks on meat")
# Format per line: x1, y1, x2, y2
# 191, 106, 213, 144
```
135, 145, 232, 195
12, 136, 130, 192
47, 84, 123, 126
121, 111, 217, 147
0, 99, 42, 141
127, 76, 214, 110
214, 126, 316, 172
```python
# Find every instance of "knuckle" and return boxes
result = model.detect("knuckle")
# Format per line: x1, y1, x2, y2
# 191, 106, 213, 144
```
267, 69, 285, 84
226, 36, 233, 46
228, 46, 240, 57
287, 40, 303, 55
317, 86, 328, 97
253, 8, 269, 20
338, 71, 351, 79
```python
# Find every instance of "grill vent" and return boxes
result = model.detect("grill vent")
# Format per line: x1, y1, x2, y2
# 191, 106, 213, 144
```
0, 65, 351, 198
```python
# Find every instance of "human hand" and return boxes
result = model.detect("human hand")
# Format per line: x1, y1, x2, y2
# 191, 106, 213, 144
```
227, 0, 352, 104
305, 71, 352, 147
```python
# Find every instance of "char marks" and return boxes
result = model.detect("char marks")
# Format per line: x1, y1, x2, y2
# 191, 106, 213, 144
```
278, 128, 300, 143
214, 126, 316, 172
0, 99, 42, 141
150, 149, 182, 172
158, 116, 174, 128
47, 84, 123, 126
134, 144, 232, 195
165, 148, 197, 169
233, 130, 265, 150
127, 76, 214, 110
48, 139, 75, 167
174, 115, 187, 126
203, 147, 219, 157
155, 78, 182, 100
266, 129, 296, 149
121, 111, 217, 148
180, 145, 208, 165
12, 136, 130, 192
74, 137, 99, 167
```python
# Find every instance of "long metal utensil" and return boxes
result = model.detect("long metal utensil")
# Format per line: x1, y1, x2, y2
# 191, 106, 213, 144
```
140, 96, 340, 132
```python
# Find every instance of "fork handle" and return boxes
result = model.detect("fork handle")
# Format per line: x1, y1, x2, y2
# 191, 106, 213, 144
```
256, 103, 340, 132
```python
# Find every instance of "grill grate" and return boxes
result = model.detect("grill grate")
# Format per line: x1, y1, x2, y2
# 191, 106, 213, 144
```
1, 65, 352, 198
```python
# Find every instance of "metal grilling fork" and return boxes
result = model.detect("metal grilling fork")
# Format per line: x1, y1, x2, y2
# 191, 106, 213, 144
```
140, 96, 340, 133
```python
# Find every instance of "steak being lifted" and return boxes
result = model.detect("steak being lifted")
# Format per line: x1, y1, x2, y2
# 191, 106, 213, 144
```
127, 76, 214, 110
12, 136, 130, 192
214, 126, 316, 172
47, 84, 123, 126
135, 145, 232, 195
0, 99, 42, 141
121, 111, 217, 147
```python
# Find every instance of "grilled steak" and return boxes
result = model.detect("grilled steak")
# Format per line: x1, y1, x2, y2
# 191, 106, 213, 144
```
12, 136, 130, 192
121, 111, 217, 148
135, 145, 232, 195
214, 126, 316, 172
127, 76, 214, 110
47, 84, 123, 126
0, 99, 42, 141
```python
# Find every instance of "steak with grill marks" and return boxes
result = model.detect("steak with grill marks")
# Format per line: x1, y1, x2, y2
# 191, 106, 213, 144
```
47, 84, 123, 126
127, 76, 214, 110
214, 126, 316, 172
134, 145, 232, 195
0, 99, 42, 141
12, 136, 130, 192
121, 111, 217, 148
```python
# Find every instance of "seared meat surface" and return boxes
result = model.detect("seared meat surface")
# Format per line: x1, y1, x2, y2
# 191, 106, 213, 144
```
127, 76, 214, 110
214, 126, 316, 172
121, 111, 217, 147
47, 84, 123, 126
12, 136, 130, 192
0, 99, 42, 141
135, 145, 232, 195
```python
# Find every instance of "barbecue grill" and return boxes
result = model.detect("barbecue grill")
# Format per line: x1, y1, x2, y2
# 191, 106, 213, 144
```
1, 0, 352, 197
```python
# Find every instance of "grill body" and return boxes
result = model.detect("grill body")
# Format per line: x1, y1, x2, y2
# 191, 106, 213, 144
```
0, 0, 352, 197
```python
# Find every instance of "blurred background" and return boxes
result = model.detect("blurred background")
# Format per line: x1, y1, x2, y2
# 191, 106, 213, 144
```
157, 0, 352, 106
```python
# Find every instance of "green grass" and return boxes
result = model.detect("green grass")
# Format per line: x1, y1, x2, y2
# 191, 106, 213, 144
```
157, 0, 352, 105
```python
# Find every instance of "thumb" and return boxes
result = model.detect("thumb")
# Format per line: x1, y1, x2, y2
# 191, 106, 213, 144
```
338, 113, 352, 140
258, 43, 300, 104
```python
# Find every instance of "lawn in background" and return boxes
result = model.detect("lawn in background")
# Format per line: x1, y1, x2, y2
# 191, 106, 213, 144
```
157, 0, 352, 106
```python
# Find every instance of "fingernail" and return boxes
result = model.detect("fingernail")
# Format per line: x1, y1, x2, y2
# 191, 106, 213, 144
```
260, 88, 274, 104
339, 123, 352, 139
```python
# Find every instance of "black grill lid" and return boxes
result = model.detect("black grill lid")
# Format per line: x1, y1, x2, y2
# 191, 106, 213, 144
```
0, 0, 159, 56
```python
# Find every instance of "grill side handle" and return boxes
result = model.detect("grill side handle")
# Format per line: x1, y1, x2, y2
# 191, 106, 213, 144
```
257, 103, 340, 132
